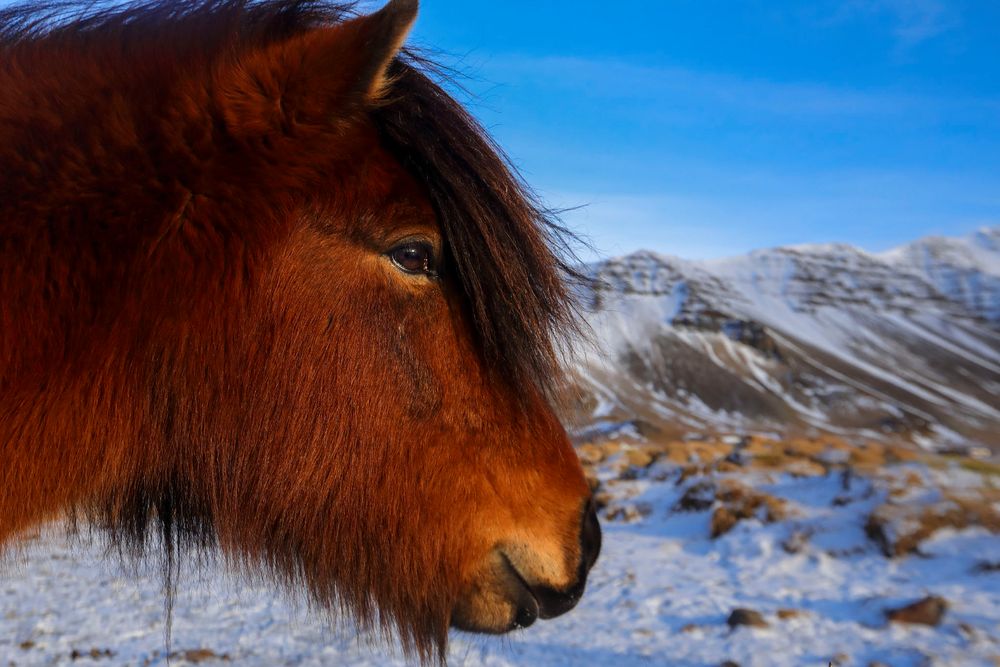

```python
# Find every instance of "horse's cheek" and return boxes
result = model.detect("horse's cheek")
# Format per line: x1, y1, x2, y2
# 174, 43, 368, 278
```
387, 314, 444, 422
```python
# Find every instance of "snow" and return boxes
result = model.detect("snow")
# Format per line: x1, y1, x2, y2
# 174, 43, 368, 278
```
3, 458, 998, 667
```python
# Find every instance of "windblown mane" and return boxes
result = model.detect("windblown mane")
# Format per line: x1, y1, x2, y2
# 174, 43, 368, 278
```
0, 0, 583, 396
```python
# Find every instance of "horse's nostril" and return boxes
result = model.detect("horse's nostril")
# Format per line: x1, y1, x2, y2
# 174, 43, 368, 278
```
581, 497, 602, 573
513, 601, 538, 629
531, 582, 584, 619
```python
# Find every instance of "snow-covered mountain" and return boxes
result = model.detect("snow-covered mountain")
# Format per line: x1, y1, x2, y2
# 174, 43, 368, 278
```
567, 226, 1000, 451
884, 226, 1000, 324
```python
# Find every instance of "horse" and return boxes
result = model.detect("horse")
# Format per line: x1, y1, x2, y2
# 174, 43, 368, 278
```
0, 0, 600, 660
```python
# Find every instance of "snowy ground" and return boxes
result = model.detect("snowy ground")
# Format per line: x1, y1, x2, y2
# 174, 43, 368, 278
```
2, 447, 999, 666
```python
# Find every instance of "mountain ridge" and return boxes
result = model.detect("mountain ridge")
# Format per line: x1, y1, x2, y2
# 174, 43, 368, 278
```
567, 226, 1000, 452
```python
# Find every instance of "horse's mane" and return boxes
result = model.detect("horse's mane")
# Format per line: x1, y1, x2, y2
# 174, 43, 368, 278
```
0, 0, 585, 399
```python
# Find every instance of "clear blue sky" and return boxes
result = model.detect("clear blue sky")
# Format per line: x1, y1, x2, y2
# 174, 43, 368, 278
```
406, 0, 1000, 260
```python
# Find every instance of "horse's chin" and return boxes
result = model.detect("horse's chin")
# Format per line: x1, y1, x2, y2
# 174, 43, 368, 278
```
449, 551, 540, 634
448, 547, 586, 634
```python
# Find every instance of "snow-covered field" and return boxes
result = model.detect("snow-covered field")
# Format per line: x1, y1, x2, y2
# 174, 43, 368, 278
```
2, 442, 998, 666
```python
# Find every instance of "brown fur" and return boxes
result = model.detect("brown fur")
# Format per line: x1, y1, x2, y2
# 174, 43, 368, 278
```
0, 0, 596, 660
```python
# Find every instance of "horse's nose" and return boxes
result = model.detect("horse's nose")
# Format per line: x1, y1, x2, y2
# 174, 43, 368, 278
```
454, 499, 602, 633
523, 498, 602, 620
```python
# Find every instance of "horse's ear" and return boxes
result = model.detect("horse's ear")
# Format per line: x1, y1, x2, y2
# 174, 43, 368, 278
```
339, 0, 418, 101
217, 0, 417, 136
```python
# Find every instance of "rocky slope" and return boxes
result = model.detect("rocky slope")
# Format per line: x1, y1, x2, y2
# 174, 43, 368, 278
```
566, 227, 1000, 451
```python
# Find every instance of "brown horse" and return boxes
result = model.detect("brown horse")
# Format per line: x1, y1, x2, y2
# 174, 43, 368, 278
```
0, 0, 600, 660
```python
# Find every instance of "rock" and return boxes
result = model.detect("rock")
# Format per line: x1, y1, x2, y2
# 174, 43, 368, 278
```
726, 608, 768, 629
832, 494, 853, 506
776, 608, 806, 620
723, 449, 747, 466
170, 648, 231, 663
782, 530, 810, 554
719, 662, 741, 667
710, 507, 738, 538
674, 480, 716, 512
830, 652, 850, 666
865, 504, 927, 557
885, 595, 948, 626
618, 466, 641, 481
70, 648, 114, 661
958, 622, 978, 637
974, 560, 1000, 573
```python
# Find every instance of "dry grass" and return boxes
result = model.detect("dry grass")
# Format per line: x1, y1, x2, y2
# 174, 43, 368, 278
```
867, 492, 1000, 557
575, 432, 934, 483
576, 433, 999, 556
957, 457, 1000, 478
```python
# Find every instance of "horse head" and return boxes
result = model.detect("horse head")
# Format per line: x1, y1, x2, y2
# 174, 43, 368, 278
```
0, 0, 599, 659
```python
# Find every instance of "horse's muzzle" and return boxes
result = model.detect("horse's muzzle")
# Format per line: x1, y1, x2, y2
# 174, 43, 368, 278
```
450, 498, 601, 634
504, 500, 601, 628
501, 499, 602, 629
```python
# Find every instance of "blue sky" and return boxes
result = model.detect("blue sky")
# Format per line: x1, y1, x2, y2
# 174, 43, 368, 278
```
407, 0, 1000, 260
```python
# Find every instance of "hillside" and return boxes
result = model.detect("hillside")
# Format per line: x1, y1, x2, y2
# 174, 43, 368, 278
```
567, 226, 1000, 453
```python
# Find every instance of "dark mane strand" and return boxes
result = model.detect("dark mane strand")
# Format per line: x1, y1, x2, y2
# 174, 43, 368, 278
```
375, 55, 587, 399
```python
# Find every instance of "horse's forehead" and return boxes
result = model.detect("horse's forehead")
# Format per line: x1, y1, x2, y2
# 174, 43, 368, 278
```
315, 144, 440, 241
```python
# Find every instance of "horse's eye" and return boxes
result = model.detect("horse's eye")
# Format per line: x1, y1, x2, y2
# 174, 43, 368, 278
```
388, 241, 437, 276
